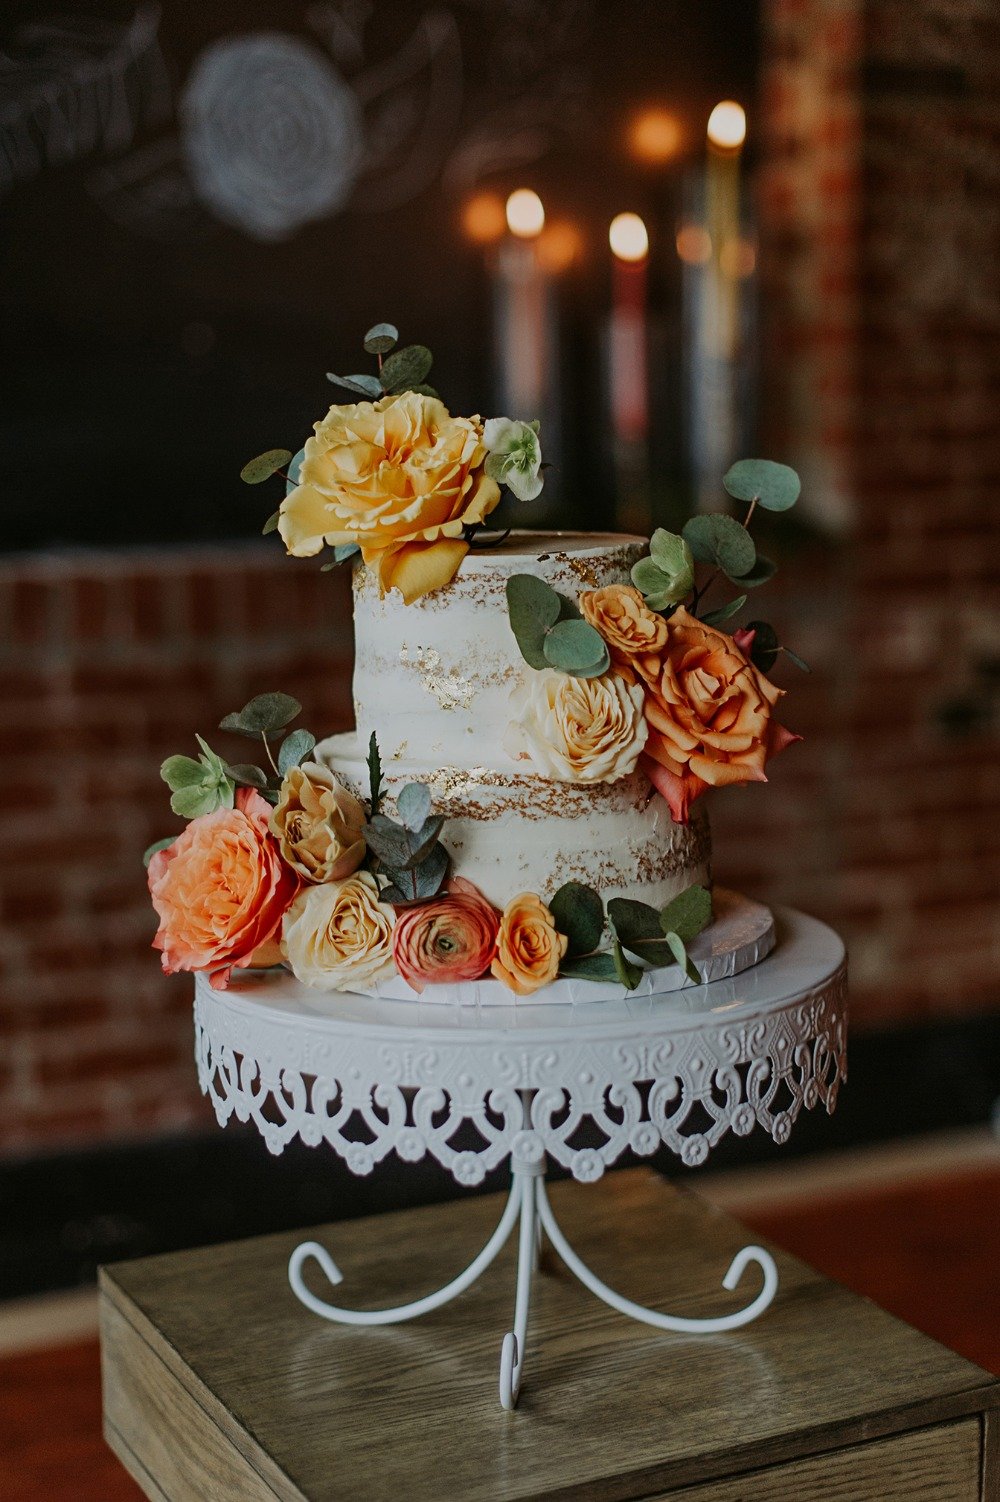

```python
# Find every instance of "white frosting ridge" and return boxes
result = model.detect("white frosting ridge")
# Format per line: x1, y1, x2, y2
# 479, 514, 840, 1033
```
352, 531, 646, 770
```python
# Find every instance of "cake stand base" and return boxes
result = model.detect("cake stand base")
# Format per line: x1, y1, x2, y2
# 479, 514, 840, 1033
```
288, 1156, 778, 1411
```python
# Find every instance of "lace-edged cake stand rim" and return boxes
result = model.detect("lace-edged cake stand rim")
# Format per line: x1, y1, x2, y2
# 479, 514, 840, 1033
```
196, 906, 847, 1182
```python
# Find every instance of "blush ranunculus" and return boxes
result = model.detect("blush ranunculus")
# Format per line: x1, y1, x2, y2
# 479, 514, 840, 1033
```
391, 877, 500, 992
490, 892, 568, 996
629, 606, 799, 824
148, 787, 298, 990
278, 391, 501, 603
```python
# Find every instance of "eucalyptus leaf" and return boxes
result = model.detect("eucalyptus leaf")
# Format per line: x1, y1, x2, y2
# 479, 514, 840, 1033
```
402, 383, 439, 398
285, 447, 304, 495
326, 372, 383, 399
380, 344, 433, 392
278, 729, 316, 774
611, 938, 643, 991
333, 543, 361, 564
396, 782, 432, 832
363, 815, 413, 870
239, 448, 292, 485
549, 881, 604, 957
737, 555, 777, 589
782, 645, 812, 673
682, 513, 756, 578
723, 458, 801, 512
142, 836, 174, 869
543, 618, 610, 677
665, 929, 701, 985
379, 884, 407, 904
631, 557, 671, 597
558, 952, 619, 982
506, 573, 561, 670
400, 817, 446, 870
555, 591, 583, 622
607, 897, 663, 949
220, 692, 301, 736
700, 594, 747, 626
225, 763, 269, 790
745, 619, 779, 673
383, 841, 449, 903
262, 510, 280, 536
367, 731, 383, 815
363, 322, 399, 354
660, 884, 712, 943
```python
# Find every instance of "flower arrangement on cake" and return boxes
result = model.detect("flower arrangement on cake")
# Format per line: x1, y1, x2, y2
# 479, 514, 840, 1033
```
146, 324, 808, 1002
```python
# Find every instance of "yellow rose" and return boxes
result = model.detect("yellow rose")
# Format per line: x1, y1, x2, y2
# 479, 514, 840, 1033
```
270, 762, 366, 883
281, 873, 394, 992
491, 892, 568, 996
278, 391, 501, 603
580, 584, 668, 662
504, 668, 648, 783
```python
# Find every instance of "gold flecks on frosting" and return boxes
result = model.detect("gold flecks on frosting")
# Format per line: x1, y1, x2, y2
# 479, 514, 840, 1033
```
398, 644, 477, 711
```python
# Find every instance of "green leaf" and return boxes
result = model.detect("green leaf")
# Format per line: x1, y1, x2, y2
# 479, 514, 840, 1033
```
219, 692, 301, 736
607, 898, 663, 949
170, 784, 219, 819
363, 322, 399, 354
240, 449, 292, 485
379, 344, 433, 392
682, 514, 756, 579
367, 731, 383, 815
631, 557, 671, 597
549, 881, 605, 956
278, 729, 316, 774
723, 458, 801, 513
700, 594, 747, 627
506, 573, 561, 670
744, 620, 779, 673
225, 763, 269, 790
643, 530, 695, 602
660, 885, 712, 943
285, 447, 304, 496
782, 645, 812, 673
611, 938, 643, 990
737, 555, 777, 589
649, 529, 691, 576
542, 619, 610, 677
400, 817, 446, 870
382, 842, 450, 903
554, 591, 582, 622
665, 929, 701, 985
559, 952, 619, 982
142, 836, 174, 869
363, 815, 413, 870
396, 782, 432, 832
262, 510, 280, 536
403, 383, 439, 398
160, 754, 204, 791
334, 543, 361, 564
326, 372, 382, 399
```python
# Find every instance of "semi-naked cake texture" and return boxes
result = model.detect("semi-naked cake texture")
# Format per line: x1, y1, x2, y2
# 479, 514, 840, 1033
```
316, 532, 712, 912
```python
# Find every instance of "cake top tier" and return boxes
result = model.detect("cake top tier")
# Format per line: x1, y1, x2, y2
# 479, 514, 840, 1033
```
352, 531, 645, 770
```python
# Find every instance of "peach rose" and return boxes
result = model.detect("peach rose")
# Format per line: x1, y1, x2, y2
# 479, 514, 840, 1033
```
632, 607, 799, 824
504, 668, 648, 783
278, 391, 501, 603
281, 872, 395, 992
391, 877, 500, 992
148, 787, 298, 990
580, 584, 668, 662
491, 892, 568, 996
271, 761, 366, 883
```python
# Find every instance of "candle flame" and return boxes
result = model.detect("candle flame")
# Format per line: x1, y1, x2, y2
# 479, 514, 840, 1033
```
462, 192, 506, 244
707, 100, 746, 150
630, 108, 682, 164
609, 212, 649, 263
506, 189, 545, 239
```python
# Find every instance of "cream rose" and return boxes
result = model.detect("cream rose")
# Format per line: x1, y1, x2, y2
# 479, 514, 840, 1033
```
271, 762, 366, 883
278, 391, 501, 603
504, 668, 648, 783
281, 873, 395, 991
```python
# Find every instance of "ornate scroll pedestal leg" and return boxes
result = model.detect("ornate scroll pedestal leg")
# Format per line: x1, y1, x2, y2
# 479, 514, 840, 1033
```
286, 1157, 779, 1410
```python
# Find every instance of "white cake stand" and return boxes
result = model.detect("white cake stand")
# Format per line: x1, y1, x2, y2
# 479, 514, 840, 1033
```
195, 906, 846, 1410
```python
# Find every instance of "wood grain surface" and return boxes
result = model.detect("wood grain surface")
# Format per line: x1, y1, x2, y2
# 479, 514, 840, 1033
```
100, 1170, 1000, 1502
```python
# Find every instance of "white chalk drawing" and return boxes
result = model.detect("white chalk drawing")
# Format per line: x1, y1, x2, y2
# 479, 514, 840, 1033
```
180, 33, 364, 242
0, 4, 169, 197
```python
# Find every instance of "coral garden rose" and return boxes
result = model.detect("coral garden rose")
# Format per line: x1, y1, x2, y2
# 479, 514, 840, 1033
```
271, 761, 366, 883
490, 892, 568, 996
281, 872, 395, 991
579, 584, 668, 662
504, 668, 648, 783
148, 787, 298, 990
627, 606, 799, 824
278, 391, 501, 603
391, 877, 500, 993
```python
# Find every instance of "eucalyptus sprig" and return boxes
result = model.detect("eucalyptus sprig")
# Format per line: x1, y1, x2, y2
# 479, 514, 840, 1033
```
506, 574, 610, 678
551, 880, 712, 990
362, 774, 450, 904
327, 322, 439, 401
216, 692, 317, 804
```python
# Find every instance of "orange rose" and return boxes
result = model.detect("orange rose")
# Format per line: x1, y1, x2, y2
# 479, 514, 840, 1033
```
391, 878, 500, 992
148, 788, 298, 990
490, 892, 568, 996
580, 584, 668, 662
278, 391, 501, 603
634, 607, 799, 824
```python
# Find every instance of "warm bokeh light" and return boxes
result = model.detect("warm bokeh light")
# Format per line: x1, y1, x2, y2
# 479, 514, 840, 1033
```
505, 188, 545, 239
609, 212, 649, 263
536, 220, 582, 273
707, 100, 747, 150
720, 238, 757, 278
675, 224, 712, 264
461, 191, 506, 244
630, 107, 682, 164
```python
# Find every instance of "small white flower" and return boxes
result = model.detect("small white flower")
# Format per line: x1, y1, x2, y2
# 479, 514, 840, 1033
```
482, 417, 543, 503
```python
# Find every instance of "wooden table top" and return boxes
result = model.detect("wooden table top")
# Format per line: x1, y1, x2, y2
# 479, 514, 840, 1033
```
100, 1169, 1000, 1502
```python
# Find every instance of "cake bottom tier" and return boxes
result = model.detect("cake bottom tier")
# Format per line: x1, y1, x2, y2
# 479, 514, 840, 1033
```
316, 731, 711, 912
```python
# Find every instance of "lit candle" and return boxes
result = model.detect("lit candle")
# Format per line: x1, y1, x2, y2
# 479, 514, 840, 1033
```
495, 189, 549, 422
607, 212, 650, 530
